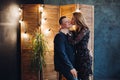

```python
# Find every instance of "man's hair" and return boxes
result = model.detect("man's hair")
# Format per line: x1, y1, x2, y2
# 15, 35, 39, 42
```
59, 16, 66, 25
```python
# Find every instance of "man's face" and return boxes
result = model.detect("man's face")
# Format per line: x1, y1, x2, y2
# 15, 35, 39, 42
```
61, 18, 71, 29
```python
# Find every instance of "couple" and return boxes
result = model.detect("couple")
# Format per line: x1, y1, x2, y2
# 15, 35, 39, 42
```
54, 12, 92, 80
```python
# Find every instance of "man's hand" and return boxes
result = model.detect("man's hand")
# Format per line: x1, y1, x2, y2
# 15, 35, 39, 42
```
70, 68, 77, 78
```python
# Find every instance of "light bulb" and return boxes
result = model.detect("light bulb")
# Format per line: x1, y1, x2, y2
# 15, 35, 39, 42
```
39, 6, 43, 12
44, 29, 51, 36
22, 32, 28, 39
41, 18, 46, 24
75, 8, 81, 12
19, 20, 23, 23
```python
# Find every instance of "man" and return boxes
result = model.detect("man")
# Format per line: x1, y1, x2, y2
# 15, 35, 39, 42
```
54, 16, 78, 80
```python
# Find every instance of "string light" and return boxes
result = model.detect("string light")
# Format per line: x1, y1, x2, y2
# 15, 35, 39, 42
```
19, 8, 22, 16
22, 32, 29, 39
19, 19, 23, 23
75, 4, 81, 12
44, 28, 51, 36
19, 6, 29, 40
39, 4, 50, 36
75, 8, 81, 12
41, 18, 47, 24
19, 8, 21, 11
39, 5, 44, 13
39, 4, 51, 36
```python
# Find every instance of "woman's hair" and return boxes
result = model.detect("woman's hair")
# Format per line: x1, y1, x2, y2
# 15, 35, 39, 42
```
73, 12, 88, 30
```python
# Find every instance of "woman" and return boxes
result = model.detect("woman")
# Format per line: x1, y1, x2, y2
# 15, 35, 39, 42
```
68, 12, 92, 80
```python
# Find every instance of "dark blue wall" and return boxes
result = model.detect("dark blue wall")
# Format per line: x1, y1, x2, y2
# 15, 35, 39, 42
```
18, 0, 44, 4
94, 2, 120, 80
44, 0, 120, 80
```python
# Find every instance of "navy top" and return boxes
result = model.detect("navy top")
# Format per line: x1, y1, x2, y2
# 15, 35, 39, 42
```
54, 32, 75, 72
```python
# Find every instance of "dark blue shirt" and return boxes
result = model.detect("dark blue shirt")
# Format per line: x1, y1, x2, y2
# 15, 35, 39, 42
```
54, 32, 75, 72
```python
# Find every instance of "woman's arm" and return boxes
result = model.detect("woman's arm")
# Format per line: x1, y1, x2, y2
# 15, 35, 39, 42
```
68, 28, 90, 45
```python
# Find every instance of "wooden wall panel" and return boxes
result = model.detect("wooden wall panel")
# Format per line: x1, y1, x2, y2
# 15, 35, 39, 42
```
41, 5, 59, 80
21, 4, 40, 80
60, 4, 76, 19
21, 4, 94, 80
21, 4, 59, 80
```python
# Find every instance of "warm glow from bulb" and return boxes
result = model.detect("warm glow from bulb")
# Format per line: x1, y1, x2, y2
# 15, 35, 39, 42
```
39, 6, 43, 12
75, 8, 81, 12
69, 25, 76, 31
8, 4, 20, 26
19, 12, 22, 16
75, 4, 81, 12
44, 29, 51, 36
72, 25, 76, 30
19, 20, 23, 23
40, 25, 43, 29
19, 8, 21, 11
19, 8, 22, 15
42, 12, 46, 17
41, 18, 46, 24
10, 4, 20, 18
22, 32, 29, 39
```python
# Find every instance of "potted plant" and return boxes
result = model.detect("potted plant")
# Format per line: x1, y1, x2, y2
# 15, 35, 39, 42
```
31, 31, 47, 80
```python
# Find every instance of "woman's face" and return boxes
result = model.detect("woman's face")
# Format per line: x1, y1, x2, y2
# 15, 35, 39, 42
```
71, 16, 75, 25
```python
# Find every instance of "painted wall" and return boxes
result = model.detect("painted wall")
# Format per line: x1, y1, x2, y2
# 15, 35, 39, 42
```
44, 0, 120, 80
94, 2, 120, 80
